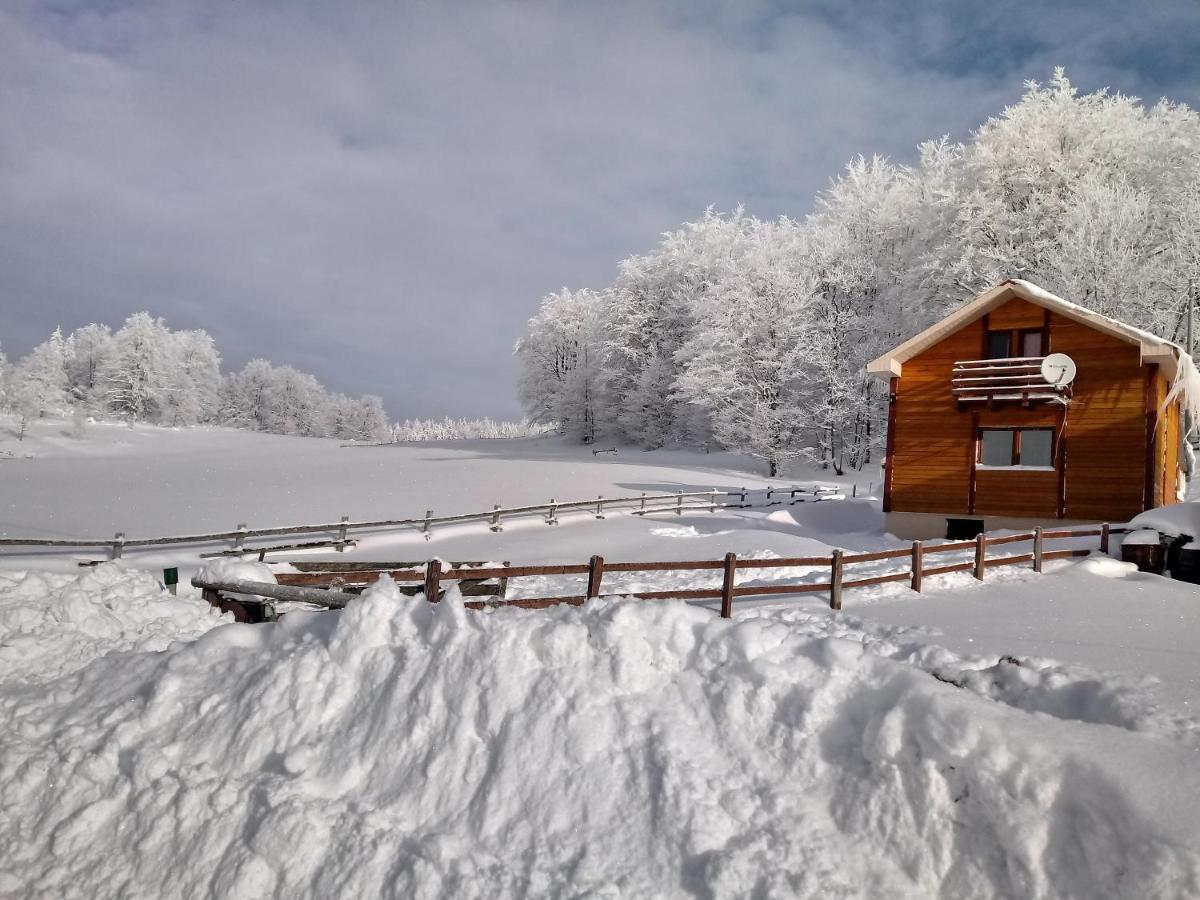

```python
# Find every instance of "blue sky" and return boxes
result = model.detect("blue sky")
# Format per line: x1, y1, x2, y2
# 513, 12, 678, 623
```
2, 0, 1199, 419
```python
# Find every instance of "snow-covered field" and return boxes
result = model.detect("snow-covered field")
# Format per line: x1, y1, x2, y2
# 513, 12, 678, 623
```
2, 419, 1200, 898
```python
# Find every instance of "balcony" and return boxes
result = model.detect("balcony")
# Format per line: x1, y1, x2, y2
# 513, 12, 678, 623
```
951, 357, 1071, 408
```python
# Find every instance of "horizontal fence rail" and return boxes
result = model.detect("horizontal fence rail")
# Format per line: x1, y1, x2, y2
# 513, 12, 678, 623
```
192, 522, 1126, 619
0, 484, 847, 561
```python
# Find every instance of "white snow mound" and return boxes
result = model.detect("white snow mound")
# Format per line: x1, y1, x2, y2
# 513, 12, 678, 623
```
2, 579, 1199, 898
0, 565, 225, 683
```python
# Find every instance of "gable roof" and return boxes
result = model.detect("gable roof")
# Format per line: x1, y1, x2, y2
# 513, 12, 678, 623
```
866, 279, 1184, 380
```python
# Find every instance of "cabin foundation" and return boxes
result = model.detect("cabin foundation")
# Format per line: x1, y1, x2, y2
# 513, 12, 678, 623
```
885, 511, 1101, 541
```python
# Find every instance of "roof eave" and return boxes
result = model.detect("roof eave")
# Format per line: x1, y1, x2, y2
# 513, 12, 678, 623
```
867, 357, 901, 379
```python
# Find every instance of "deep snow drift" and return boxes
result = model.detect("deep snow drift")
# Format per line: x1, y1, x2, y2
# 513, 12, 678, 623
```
0, 566, 224, 683
2, 572, 1198, 899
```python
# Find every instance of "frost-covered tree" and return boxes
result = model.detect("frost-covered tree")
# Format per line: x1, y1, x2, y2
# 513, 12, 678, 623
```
331, 393, 389, 441
6, 316, 395, 439
516, 288, 611, 443
677, 218, 817, 475
63, 323, 116, 409
98, 313, 175, 423
9, 329, 71, 438
608, 209, 755, 447
160, 329, 221, 426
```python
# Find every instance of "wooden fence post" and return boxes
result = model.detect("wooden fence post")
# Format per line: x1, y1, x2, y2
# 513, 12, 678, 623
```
721, 552, 737, 619
422, 510, 433, 541
595, 496, 605, 520
424, 559, 442, 602
547, 500, 559, 525
490, 505, 503, 532
852, 484, 858, 498
709, 490, 718, 513
1034, 526, 1044, 573
676, 491, 684, 515
910, 540, 923, 592
740, 486, 748, 507
110, 532, 125, 561
586, 555, 605, 599
1100, 522, 1110, 554
830, 549, 844, 610
974, 532, 986, 580
234, 523, 247, 551
640, 492, 647, 513
337, 515, 349, 551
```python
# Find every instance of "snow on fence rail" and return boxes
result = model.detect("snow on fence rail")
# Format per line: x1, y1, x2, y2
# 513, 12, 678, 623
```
0, 484, 844, 560
192, 523, 1124, 618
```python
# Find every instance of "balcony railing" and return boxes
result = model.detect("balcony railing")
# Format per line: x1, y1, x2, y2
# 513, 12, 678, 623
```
951, 357, 1071, 406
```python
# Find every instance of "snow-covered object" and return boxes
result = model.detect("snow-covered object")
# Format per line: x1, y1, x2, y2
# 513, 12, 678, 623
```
196, 557, 278, 602
0, 565, 224, 683
2, 582, 1199, 898
1121, 528, 1161, 546
1129, 502, 1200, 540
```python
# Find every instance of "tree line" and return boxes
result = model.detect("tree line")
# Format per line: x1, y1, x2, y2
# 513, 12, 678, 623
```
517, 71, 1200, 475
0, 312, 389, 441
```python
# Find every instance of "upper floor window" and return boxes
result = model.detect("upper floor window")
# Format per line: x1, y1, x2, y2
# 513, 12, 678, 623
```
985, 331, 1011, 359
985, 328, 1047, 359
1020, 329, 1045, 357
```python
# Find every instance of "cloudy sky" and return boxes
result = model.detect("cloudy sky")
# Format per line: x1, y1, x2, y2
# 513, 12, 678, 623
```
3, 1, 1199, 419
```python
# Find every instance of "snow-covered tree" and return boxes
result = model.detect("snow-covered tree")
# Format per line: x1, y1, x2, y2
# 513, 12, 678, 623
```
6, 315, 395, 439
63, 323, 115, 409
98, 313, 175, 423
331, 394, 389, 441
516, 288, 611, 443
677, 218, 817, 475
9, 329, 70, 439
160, 329, 221, 426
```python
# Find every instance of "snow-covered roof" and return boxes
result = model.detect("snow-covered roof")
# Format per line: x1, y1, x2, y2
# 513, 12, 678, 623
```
867, 279, 1200, 424
867, 280, 1184, 378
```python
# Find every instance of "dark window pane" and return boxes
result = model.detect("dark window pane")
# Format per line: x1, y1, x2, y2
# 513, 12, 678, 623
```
986, 332, 1011, 359
980, 430, 1014, 466
1022, 331, 1045, 357
1020, 429, 1053, 467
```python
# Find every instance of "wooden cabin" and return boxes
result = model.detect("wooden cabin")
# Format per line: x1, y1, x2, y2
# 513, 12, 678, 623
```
867, 279, 1195, 540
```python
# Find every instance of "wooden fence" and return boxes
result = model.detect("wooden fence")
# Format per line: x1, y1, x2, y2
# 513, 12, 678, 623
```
192, 523, 1123, 618
0, 485, 845, 561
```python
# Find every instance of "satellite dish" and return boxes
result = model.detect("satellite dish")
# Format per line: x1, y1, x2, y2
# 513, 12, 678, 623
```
1040, 353, 1077, 386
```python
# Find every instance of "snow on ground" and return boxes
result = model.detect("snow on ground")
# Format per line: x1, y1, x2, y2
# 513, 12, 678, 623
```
823, 555, 1200, 730
3, 422, 1200, 897
0, 417, 870, 545
2, 576, 1200, 899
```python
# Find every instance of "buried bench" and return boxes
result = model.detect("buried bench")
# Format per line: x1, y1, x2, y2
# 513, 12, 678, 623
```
199, 561, 509, 623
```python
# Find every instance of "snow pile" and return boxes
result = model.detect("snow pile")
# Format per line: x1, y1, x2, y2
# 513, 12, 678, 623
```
0, 566, 224, 683
1130, 502, 1200, 540
196, 558, 278, 601
196, 558, 277, 586
2, 581, 1199, 899
1122, 528, 1162, 545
